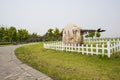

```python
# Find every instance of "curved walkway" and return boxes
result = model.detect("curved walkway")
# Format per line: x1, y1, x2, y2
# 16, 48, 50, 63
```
0, 43, 53, 80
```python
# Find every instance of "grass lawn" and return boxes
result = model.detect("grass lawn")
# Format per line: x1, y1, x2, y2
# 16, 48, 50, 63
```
15, 42, 120, 80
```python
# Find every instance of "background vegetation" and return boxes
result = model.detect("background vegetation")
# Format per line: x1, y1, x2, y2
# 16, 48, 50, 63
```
0, 24, 102, 45
85, 32, 101, 39
0, 25, 63, 45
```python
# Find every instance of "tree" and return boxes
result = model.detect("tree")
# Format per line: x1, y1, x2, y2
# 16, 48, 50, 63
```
85, 34, 89, 38
22, 29, 29, 41
2, 36, 9, 42
0, 26, 5, 41
54, 28, 60, 41
59, 29, 63, 41
46, 28, 54, 41
17, 29, 29, 42
31, 33, 38, 38
96, 32, 101, 38
0, 25, 38, 43
89, 32, 95, 39
17, 29, 23, 42
8, 26, 17, 42
3, 28, 10, 42
26, 33, 39, 42
43, 28, 63, 41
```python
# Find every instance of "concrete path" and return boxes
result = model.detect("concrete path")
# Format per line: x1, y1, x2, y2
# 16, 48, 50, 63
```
0, 43, 53, 80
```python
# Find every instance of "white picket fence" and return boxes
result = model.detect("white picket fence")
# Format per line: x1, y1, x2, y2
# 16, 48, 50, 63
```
44, 40, 120, 58
84, 38, 120, 44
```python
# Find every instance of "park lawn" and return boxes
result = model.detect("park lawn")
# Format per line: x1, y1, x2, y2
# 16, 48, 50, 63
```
15, 43, 120, 80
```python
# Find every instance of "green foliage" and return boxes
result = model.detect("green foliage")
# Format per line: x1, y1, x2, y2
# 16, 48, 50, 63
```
15, 43, 120, 80
0, 25, 29, 43
96, 32, 101, 38
44, 28, 62, 41
0, 25, 63, 43
54, 28, 60, 40
46, 28, 54, 41
89, 32, 95, 39
0, 42, 11, 45
17, 29, 29, 42
9, 26, 17, 42
0, 24, 64, 44
2, 36, 9, 42
0, 26, 5, 41
26, 33, 43, 42
85, 34, 89, 38
31, 33, 38, 38
85, 32, 101, 39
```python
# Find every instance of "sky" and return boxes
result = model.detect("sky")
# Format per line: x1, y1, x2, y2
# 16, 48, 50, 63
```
0, 0, 120, 37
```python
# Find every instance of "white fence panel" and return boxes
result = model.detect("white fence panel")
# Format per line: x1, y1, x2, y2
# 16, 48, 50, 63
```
44, 40, 120, 58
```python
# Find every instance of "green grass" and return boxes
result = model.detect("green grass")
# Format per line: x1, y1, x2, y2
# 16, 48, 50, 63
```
15, 43, 120, 80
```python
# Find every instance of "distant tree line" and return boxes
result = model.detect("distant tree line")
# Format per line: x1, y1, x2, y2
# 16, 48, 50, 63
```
0, 25, 43, 43
0, 25, 101, 44
0, 25, 63, 44
43, 28, 101, 41
43, 28, 63, 41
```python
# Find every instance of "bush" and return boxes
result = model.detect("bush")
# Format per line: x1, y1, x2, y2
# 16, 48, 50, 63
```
0, 42, 12, 45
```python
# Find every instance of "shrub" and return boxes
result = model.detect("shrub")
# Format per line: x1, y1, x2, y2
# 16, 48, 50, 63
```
0, 42, 12, 45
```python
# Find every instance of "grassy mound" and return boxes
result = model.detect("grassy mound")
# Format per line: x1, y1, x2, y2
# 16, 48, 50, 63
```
15, 42, 120, 80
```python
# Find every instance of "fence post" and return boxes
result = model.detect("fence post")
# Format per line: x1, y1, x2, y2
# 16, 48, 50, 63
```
52, 43, 53, 49
65, 44, 68, 52
74, 44, 77, 52
68, 44, 70, 52
62, 43, 64, 51
96, 44, 98, 55
51, 43, 53, 49
107, 41, 111, 58
59, 43, 61, 50
102, 43, 104, 56
71, 44, 73, 52
51, 43, 52, 49
116, 42, 118, 52
55, 43, 57, 50
111, 44, 113, 53
118, 41, 120, 51
57, 42, 59, 50
60, 43, 61, 51
54, 42, 56, 49
91, 44, 93, 55
113, 43, 116, 52
86, 44, 88, 55
82, 44, 84, 55
59, 42, 60, 50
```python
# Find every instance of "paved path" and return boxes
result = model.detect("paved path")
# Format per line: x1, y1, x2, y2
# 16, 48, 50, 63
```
0, 43, 53, 80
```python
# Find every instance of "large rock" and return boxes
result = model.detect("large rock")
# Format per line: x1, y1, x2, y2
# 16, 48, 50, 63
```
62, 24, 83, 45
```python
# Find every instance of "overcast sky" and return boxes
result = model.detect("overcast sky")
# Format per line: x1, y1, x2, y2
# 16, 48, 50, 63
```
0, 0, 120, 37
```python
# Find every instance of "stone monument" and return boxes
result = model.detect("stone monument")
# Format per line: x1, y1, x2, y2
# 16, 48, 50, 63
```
62, 24, 105, 45
62, 24, 83, 45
